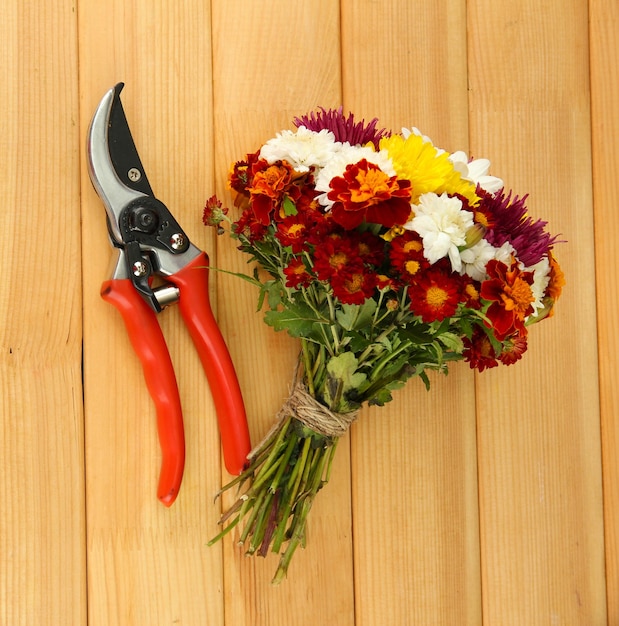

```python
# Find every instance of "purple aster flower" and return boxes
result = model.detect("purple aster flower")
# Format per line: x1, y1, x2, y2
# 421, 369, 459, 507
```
293, 107, 390, 149
480, 189, 561, 266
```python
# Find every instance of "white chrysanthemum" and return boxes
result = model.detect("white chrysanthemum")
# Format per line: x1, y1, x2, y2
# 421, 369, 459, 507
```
493, 241, 516, 266
314, 142, 396, 209
448, 151, 503, 194
259, 126, 338, 173
526, 256, 551, 313
405, 192, 475, 272
460, 240, 516, 281
460, 239, 498, 281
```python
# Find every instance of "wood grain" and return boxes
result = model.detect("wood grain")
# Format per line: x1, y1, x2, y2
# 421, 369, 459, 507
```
0, 1, 85, 624
590, 0, 619, 623
211, 1, 355, 623
1, 0, 616, 623
78, 2, 225, 624
341, 2, 482, 624
468, 0, 607, 623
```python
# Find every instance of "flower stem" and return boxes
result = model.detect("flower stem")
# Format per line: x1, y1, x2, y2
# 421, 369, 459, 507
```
301, 339, 315, 397
211, 412, 338, 584
271, 440, 332, 583
271, 435, 312, 553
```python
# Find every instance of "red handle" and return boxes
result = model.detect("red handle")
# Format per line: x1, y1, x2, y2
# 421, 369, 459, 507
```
101, 279, 185, 506
170, 252, 251, 475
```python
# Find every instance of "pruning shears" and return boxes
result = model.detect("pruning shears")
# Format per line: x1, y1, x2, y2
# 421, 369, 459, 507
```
86, 83, 251, 506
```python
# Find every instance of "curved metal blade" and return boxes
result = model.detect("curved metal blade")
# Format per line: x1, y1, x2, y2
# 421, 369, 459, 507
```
86, 83, 150, 245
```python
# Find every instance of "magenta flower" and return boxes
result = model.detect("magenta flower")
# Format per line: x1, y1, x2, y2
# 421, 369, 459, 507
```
293, 106, 390, 149
480, 189, 560, 266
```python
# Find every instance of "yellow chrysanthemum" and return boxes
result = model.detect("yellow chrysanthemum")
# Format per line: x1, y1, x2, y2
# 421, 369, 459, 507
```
379, 134, 480, 206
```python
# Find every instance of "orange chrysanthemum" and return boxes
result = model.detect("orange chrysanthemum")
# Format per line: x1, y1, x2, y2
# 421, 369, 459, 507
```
247, 160, 302, 225
328, 159, 412, 230
481, 259, 534, 340
546, 250, 565, 301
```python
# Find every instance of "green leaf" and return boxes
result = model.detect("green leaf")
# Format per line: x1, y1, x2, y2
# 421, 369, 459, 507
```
437, 332, 464, 353
326, 352, 366, 387
263, 301, 327, 339
282, 196, 298, 216
267, 280, 285, 310
368, 387, 395, 406
335, 299, 377, 331
263, 309, 316, 337
397, 324, 434, 345
346, 331, 370, 353
419, 370, 431, 391
322, 352, 367, 412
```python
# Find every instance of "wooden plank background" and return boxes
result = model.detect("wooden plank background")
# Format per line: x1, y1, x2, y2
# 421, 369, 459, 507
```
1, 0, 616, 623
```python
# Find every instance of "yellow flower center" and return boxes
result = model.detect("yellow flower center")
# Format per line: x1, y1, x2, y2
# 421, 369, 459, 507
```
465, 283, 480, 300
345, 273, 364, 292
358, 242, 370, 256
405, 260, 420, 276
329, 251, 349, 268
426, 286, 449, 308
403, 240, 423, 254
287, 223, 304, 237
475, 211, 489, 228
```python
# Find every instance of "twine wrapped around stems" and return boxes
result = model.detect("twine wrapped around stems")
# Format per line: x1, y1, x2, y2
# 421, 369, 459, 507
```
248, 371, 359, 463
276, 379, 359, 437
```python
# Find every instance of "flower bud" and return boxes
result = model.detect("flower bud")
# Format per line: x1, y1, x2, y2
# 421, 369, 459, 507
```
463, 223, 486, 248
525, 297, 554, 325
203, 195, 229, 229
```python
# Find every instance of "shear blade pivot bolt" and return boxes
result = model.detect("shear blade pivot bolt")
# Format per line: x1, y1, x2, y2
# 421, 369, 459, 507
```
170, 233, 187, 251
132, 261, 149, 277
129, 206, 159, 234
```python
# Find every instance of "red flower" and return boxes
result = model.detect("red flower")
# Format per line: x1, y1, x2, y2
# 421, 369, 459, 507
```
330, 267, 377, 304
229, 151, 260, 195
202, 195, 228, 229
276, 216, 309, 253
283, 258, 313, 289
460, 276, 482, 310
312, 237, 361, 281
480, 259, 534, 340
350, 231, 386, 267
408, 266, 462, 322
377, 274, 395, 291
498, 332, 528, 365
388, 231, 428, 285
463, 327, 499, 372
234, 207, 268, 242
328, 159, 412, 229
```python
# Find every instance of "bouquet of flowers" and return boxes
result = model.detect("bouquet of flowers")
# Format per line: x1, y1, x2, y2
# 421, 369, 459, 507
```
204, 108, 564, 583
